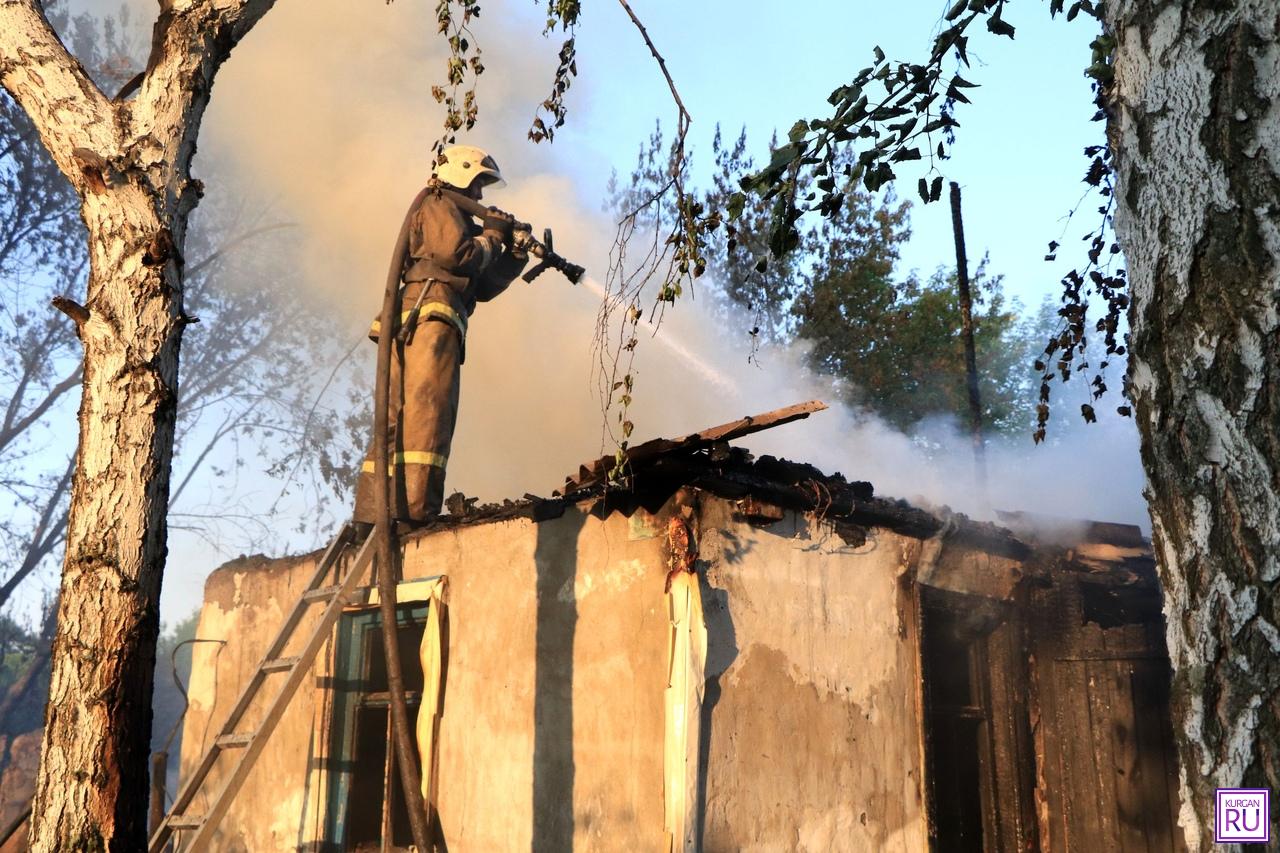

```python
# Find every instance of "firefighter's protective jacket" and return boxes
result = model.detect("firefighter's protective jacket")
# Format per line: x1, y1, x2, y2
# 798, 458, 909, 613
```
353, 189, 528, 523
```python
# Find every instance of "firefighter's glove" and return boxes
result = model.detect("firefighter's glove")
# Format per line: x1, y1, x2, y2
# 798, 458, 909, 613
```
483, 208, 516, 248
510, 228, 533, 262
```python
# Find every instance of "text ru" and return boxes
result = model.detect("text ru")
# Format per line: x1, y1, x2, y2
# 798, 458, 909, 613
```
1222, 808, 1263, 832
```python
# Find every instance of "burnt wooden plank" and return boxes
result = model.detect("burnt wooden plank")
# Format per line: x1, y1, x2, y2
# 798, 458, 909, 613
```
1086, 521, 1147, 547
1108, 662, 1152, 853
1052, 578, 1104, 847
982, 619, 1038, 853
1131, 661, 1186, 852
1058, 659, 1107, 848
1145, 619, 1168, 658
1108, 621, 1151, 656
1051, 653, 1168, 662
563, 400, 828, 490
1042, 655, 1070, 853
980, 628, 1011, 853
1084, 659, 1123, 852
1029, 583, 1069, 853
968, 640, 1002, 851
1077, 619, 1108, 657
1024, 564, 1186, 853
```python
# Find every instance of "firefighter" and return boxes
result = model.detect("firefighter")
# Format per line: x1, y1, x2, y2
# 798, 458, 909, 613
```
353, 145, 529, 525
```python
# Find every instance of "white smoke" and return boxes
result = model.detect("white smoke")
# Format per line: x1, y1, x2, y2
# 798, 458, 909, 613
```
98, 0, 1148, 619
191, 0, 1148, 525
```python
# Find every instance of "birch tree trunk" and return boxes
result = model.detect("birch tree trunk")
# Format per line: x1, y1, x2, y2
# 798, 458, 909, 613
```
1105, 3, 1280, 848
0, 1, 277, 848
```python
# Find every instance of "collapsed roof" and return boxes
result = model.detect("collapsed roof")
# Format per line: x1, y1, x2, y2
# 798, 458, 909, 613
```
432, 400, 1030, 560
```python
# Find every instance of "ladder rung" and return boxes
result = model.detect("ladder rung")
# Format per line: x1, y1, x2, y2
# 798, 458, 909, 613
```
167, 815, 204, 830
261, 656, 300, 673
215, 733, 255, 749
302, 585, 340, 603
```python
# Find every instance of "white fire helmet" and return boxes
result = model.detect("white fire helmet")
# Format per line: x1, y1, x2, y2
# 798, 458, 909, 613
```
434, 145, 506, 191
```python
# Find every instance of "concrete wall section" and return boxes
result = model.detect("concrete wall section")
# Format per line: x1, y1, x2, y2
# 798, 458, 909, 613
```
398, 508, 669, 852
179, 494, 931, 851
696, 501, 928, 852
179, 553, 324, 852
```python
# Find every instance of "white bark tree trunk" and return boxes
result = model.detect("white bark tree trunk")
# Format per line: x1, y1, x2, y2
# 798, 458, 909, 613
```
1105, 2, 1280, 849
0, 1, 277, 847
33, 185, 186, 850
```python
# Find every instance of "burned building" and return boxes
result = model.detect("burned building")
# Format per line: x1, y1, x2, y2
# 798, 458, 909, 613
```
168, 404, 1186, 851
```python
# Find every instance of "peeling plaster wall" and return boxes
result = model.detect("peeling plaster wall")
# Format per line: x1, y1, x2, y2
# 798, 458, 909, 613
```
177, 553, 322, 852
696, 501, 927, 852
180, 495, 930, 851
397, 506, 671, 852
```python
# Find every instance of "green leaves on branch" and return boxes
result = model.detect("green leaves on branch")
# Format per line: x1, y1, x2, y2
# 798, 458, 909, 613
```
543, 0, 582, 31
528, 0, 582, 144
730, 0, 1031, 233
429, 0, 586, 147
530, 36, 578, 143
1026, 0, 1129, 440
717, 0, 1131, 435
728, 2, 1012, 262
1086, 34, 1116, 86
432, 0, 483, 141
1033, 148, 1130, 443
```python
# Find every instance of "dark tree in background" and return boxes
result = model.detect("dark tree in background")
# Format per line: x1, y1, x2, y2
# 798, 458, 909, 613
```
612, 123, 1048, 438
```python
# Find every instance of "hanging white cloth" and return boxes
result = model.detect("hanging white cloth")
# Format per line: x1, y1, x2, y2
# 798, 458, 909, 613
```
416, 577, 448, 805
664, 570, 708, 853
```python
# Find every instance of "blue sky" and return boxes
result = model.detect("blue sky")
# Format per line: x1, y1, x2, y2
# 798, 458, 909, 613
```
550, 0, 1108, 312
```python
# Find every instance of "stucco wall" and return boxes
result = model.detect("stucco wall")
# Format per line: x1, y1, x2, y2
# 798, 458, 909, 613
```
179, 553, 323, 852
179, 494, 930, 851
398, 505, 670, 851
696, 501, 927, 852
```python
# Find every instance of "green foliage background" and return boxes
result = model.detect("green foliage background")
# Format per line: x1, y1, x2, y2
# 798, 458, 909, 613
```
611, 124, 1055, 438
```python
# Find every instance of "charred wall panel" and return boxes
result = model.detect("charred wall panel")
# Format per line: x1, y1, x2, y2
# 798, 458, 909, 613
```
919, 588, 1038, 853
1028, 572, 1185, 853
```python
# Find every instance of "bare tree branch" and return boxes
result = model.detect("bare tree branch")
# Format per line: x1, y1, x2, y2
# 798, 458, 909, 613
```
593, 1, 701, 464
0, 126, 34, 164
0, 323, 55, 439
0, 0, 115, 182
268, 336, 361, 513
0, 456, 71, 613
615, 0, 689, 126
167, 405, 261, 509
0, 367, 82, 458
184, 221, 294, 279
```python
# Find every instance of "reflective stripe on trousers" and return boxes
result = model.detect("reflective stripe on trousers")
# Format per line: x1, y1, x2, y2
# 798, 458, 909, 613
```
368, 302, 468, 340
361, 451, 449, 473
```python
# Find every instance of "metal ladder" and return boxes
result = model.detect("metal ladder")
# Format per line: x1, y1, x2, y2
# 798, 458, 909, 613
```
149, 523, 375, 852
